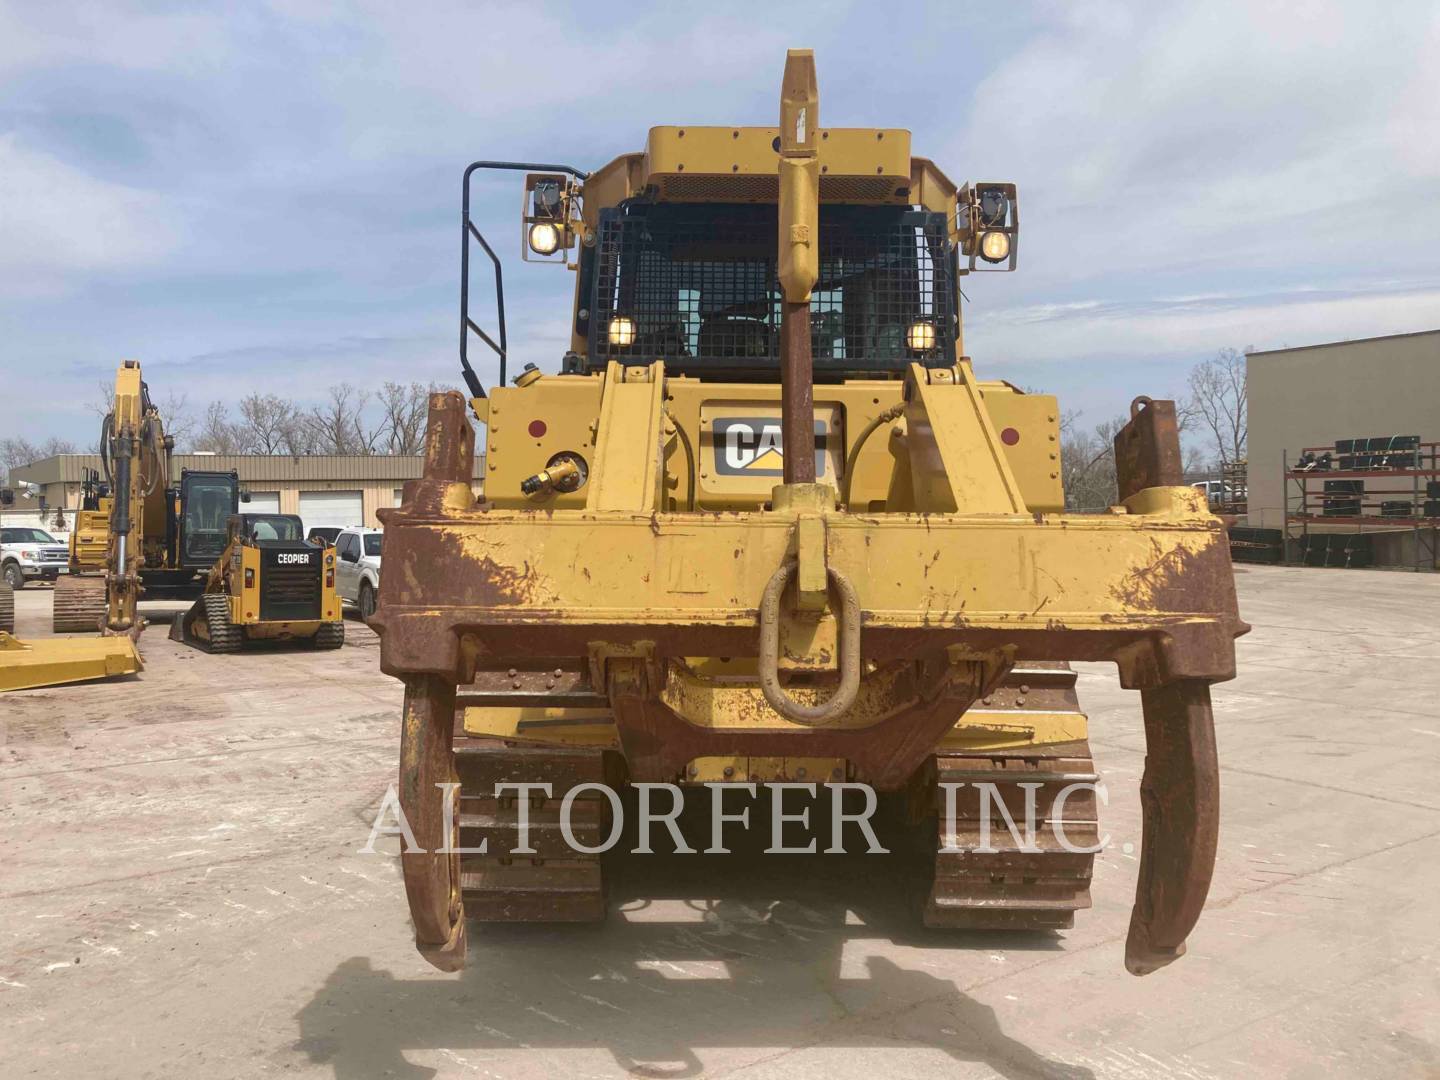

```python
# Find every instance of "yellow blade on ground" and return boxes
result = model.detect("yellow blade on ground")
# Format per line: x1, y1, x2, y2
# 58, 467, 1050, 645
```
0, 632, 143, 692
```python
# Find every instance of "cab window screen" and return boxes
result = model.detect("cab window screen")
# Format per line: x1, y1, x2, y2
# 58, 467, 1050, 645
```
588, 203, 954, 375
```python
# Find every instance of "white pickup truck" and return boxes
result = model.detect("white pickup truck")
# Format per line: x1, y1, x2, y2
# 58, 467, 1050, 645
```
334, 526, 383, 619
1, 526, 70, 589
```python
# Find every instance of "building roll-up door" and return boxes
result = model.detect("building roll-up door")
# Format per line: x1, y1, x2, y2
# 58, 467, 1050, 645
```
245, 491, 281, 514
298, 490, 363, 533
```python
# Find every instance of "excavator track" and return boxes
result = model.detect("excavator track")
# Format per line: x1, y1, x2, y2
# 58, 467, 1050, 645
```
52, 575, 107, 634
925, 663, 1098, 932
0, 583, 13, 634
453, 738, 615, 922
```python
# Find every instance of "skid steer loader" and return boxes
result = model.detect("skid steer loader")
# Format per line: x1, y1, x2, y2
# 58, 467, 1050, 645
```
371, 51, 1245, 975
171, 513, 344, 652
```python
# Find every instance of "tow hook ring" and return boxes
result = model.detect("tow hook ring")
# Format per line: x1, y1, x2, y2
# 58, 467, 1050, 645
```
757, 558, 861, 726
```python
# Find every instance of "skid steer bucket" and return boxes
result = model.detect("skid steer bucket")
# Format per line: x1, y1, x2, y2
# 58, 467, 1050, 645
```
0, 631, 143, 692
169, 596, 205, 648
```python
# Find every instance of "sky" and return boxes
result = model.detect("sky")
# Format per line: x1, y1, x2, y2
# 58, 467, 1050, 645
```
2, 0, 1439, 448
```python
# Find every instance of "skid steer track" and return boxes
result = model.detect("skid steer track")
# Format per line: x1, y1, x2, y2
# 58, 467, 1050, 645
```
453, 739, 614, 921
926, 663, 1098, 931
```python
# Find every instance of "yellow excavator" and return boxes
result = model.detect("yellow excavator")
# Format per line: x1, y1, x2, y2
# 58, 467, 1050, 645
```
54, 360, 241, 636
371, 52, 1245, 975
5, 359, 234, 692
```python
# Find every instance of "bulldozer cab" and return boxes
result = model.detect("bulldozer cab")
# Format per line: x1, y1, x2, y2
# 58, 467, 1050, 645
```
580, 202, 955, 380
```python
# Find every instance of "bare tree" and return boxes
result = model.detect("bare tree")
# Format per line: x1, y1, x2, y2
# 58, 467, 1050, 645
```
194, 401, 245, 455
235, 393, 303, 455
1181, 347, 1247, 467
157, 390, 195, 451
89, 377, 194, 450
91, 377, 116, 419
376, 381, 435, 455
1, 436, 76, 484
304, 385, 379, 455
1059, 412, 1128, 511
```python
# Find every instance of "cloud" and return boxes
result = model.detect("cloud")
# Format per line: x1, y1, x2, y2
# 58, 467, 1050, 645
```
949, 0, 1440, 291
1, 0, 1438, 446
0, 133, 184, 296
966, 278, 1440, 362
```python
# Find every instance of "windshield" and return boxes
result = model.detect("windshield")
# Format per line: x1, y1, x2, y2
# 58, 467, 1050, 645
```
1, 528, 58, 544
363, 534, 383, 556
182, 474, 238, 565
588, 203, 955, 376
246, 515, 304, 542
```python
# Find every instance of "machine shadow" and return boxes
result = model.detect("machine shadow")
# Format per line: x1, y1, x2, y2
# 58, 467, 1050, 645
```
294, 841, 1094, 1080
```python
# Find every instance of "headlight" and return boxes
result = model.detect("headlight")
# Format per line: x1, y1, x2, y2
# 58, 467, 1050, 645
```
20, 549, 36, 559
608, 316, 636, 347
980, 231, 1010, 263
528, 222, 561, 256
906, 321, 936, 352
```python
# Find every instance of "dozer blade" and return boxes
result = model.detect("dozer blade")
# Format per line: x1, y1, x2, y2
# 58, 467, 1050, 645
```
1125, 679, 1220, 975
0, 631, 142, 692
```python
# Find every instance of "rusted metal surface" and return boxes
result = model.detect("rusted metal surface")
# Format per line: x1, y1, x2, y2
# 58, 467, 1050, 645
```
1114, 396, 1184, 502
454, 741, 611, 923
457, 668, 603, 710
779, 302, 816, 484
51, 575, 108, 633
757, 559, 859, 724
926, 744, 1098, 931
1124, 679, 1219, 975
399, 675, 466, 971
605, 653, 1009, 790
374, 335, 1241, 975
925, 664, 1095, 930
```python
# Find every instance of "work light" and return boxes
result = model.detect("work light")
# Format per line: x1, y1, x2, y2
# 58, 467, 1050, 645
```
528, 222, 561, 256
608, 317, 636, 347
906, 321, 936, 352
980, 231, 1010, 264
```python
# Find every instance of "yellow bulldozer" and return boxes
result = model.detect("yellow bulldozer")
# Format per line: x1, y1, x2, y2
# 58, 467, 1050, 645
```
371, 52, 1245, 976
170, 512, 345, 652
54, 360, 242, 636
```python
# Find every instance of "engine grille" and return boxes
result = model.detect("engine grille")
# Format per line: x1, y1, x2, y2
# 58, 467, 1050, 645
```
259, 562, 322, 621
587, 202, 955, 376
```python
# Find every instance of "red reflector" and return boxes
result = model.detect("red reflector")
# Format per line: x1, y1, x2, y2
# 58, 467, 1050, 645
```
528, 419, 547, 438
1000, 427, 1020, 446
326, 571, 334, 588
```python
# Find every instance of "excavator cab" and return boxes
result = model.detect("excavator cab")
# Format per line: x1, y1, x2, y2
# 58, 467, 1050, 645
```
177, 470, 241, 570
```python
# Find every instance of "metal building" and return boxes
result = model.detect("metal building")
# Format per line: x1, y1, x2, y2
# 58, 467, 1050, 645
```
1246, 329, 1440, 568
6, 453, 486, 534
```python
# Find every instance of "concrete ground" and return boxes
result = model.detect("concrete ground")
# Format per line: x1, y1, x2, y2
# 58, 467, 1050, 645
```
1, 566, 1438, 1079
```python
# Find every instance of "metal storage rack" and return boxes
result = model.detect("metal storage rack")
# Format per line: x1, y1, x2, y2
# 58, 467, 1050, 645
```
1283, 439, 1439, 571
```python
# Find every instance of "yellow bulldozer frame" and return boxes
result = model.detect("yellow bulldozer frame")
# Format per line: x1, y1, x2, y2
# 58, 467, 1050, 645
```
372, 51, 1245, 976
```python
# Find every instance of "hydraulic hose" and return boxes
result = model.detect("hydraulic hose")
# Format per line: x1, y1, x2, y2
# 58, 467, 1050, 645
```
839, 402, 905, 507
